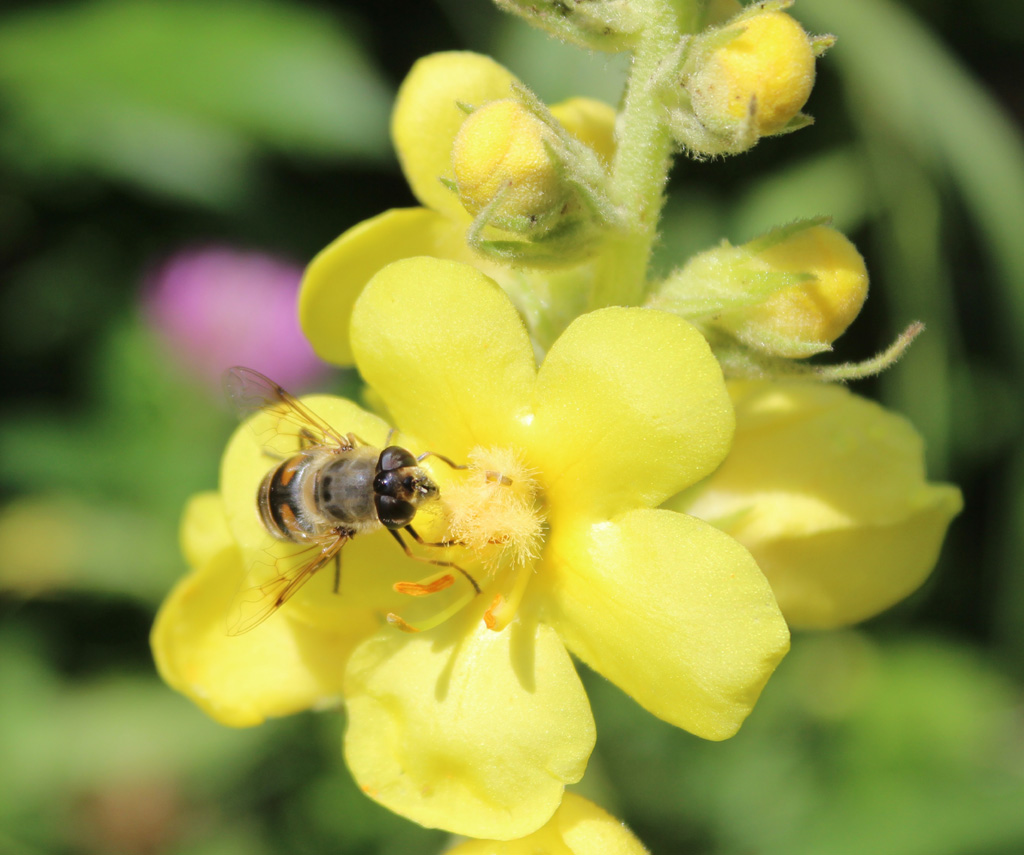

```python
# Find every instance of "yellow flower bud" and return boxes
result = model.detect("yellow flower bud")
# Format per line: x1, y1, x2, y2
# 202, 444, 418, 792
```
724, 225, 868, 357
452, 99, 568, 224
650, 223, 869, 358
691, 11, 816, 137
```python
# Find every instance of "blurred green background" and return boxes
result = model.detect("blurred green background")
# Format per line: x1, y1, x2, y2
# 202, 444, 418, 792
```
1, 1, 1022, 853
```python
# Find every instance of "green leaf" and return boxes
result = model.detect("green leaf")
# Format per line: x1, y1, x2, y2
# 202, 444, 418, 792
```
0, 631, 269, 811
0, 0, 393, 206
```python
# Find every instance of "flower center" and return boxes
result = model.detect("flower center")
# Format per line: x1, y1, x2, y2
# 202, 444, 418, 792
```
444, 446, 545, 631
385, 446, 545, 634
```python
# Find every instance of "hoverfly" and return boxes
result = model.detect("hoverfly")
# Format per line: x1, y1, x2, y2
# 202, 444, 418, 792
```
224, 366, 479, 635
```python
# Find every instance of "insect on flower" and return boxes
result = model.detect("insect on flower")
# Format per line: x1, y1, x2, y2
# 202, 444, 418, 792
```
223, 366, 481, 635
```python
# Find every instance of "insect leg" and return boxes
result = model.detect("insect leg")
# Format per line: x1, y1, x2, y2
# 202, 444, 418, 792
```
388, 528, 481, 594
416, 451, 512, 486
403, 523, 462, 550
416, 450, 468, 470
332, 550, 342, 594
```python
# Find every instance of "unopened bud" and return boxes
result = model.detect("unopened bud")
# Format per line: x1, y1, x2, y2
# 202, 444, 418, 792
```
692, 11, 815, 138
452, 99, 569, 227
650, 223, 869, 358
723, 225, 868, 356
448, 92, 619, 267
666, 4, 829, 157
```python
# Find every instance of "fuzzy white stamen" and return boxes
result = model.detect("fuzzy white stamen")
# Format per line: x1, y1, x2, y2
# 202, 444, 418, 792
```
442, 446, 544, 572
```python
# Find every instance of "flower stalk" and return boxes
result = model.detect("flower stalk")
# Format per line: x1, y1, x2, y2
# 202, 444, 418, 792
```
592, 0, 694, 308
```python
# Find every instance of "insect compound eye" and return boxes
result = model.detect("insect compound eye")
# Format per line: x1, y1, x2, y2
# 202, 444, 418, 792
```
375, 493, 416, 529
373, 469, 399, 495
378, 446, 417, 473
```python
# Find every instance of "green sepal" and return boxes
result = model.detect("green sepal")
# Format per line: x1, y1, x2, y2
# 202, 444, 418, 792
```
711, 322, 925, 382
650, 221, 832, 320
652, 268, 814, 318
744, 216, 831, 253
770, 112, 816, 138
812, 34, 837, 57
492, 0, 642, 53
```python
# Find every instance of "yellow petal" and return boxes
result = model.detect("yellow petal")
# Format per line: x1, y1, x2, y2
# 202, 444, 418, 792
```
736, 509, 959, 629
350, 257, 536, 459
179, 491, 233, 570
556, 792, 649, 855
676, 380, 963, 628
447, 792, 648, 855
542, 509, 789, 740
529, 308, 734, 524
550, 97, 617, 165
151, 546, 373, 727
343, 612, 595, 840
300, 208, 476, 366
393, 52, 518, 220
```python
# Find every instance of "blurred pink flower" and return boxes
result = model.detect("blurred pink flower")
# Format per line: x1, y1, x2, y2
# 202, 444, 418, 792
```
144, 247, 327, 391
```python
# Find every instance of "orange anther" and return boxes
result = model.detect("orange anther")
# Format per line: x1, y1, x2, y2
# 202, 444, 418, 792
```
483, 593, 504, 630
386, 613, 421, 633
393, 575, 455, 596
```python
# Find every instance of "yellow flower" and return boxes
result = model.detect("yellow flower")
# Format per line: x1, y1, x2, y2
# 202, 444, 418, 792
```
446, 792, 649, 855
668, 380, 963, 628
153, 256, 789, 840
300, 51, 617, 366
152, 490, 378, 728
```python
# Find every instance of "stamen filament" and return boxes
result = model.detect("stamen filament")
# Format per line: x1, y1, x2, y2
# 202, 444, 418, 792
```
485, 561, 533, 632
387, 585, 479, 633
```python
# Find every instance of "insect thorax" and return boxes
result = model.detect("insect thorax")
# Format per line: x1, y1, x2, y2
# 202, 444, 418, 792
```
315, 447, 382, 534
258, 446, 382, 542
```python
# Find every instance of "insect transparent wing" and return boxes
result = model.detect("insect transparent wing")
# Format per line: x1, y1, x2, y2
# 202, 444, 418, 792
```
224, 366, 347, 455
227, 533, 349, 635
